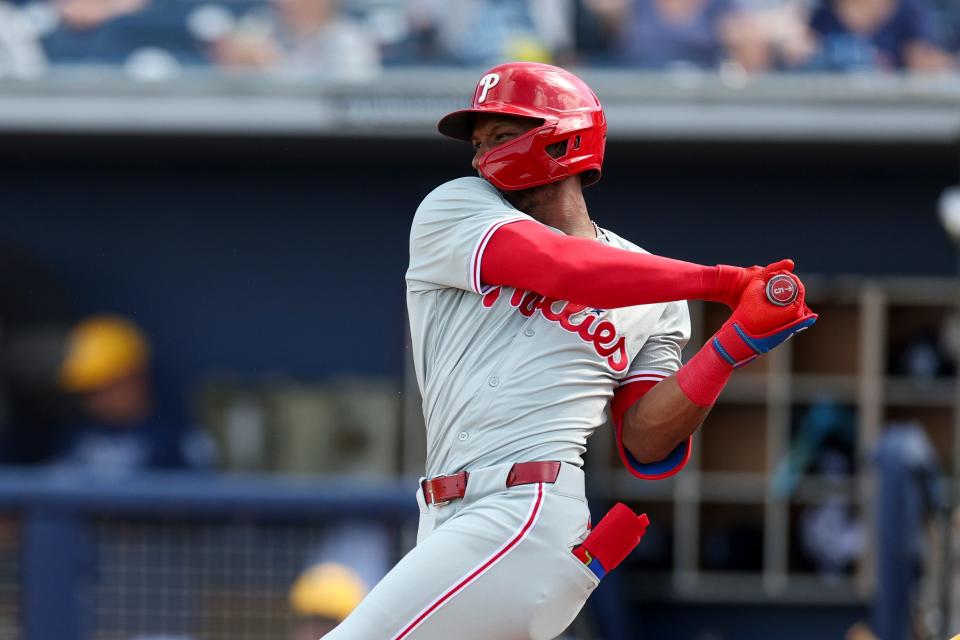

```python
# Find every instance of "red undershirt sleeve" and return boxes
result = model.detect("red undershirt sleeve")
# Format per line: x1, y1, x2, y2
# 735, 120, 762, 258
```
479, 220, 721, 309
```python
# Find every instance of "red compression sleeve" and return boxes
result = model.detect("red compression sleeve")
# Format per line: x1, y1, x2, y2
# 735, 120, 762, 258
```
675, 345, 734, 407
481, 220, 722, 309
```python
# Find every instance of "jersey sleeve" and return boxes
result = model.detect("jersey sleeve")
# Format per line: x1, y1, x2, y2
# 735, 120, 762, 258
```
611, 301, 693, 480
406, 178, 532, 294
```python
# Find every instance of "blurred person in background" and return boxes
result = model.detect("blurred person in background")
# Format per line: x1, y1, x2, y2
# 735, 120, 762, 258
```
49, 0, 147, 31
209, 0, 379, 79
802, 0, 955, 71
53, 315, 216, 474
723, 0, 818, 71
289, 562, 367, 639
582, 0, 768, 71
0, 0, 47, 77
34, 0, 210, 77
404, 0, 573, 65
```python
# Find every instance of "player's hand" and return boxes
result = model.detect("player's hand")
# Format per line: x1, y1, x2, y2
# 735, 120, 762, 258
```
712, 259, 795, 309
710, 270, 817, 368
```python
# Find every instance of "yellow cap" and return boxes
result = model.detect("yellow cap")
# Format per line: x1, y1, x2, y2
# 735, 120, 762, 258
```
503, 35, 552, 64
59, 315, 150, 393
289, 562, 367, 621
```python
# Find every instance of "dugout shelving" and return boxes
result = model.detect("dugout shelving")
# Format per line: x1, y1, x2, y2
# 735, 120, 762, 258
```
583, 276, 960, 605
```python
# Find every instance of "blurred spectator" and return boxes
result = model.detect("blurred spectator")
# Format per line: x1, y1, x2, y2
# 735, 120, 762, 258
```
287, 520, 389, 638
726, 0, 817, 71
52, 315, 216, 474
804, 0, 955, 71
52, 0, 147, 31
34, 0, 209, 77
871, 424, 944, 640
799, 448, 863, 577
209, 0, 379, 79
405, 0, 573, 65
582, 0, 766, 71
0, 0, 47, 77
289, 562, 367, 639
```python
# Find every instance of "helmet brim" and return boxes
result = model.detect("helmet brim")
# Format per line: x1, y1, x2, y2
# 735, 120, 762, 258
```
437, 109, 476, 141
437, 106, 547, 142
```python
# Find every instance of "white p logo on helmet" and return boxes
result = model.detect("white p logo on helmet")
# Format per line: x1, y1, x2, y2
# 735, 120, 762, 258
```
477, 73, 500, 103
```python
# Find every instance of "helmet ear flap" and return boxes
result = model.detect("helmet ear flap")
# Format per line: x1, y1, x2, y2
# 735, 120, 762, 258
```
478, 125, 569, 191
480, 122, 606, 191
563, 125, 605, 187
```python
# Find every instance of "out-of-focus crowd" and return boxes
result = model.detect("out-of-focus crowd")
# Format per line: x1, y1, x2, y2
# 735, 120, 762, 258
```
0, 0, 958, 80
0, 245, 389, 640
0, 245, 216, 473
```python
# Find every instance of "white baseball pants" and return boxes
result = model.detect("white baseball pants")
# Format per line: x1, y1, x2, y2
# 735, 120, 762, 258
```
325, 462, 599, 639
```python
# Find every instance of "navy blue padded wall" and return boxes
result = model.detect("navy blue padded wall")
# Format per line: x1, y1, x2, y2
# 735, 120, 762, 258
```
1, 137, 956, 421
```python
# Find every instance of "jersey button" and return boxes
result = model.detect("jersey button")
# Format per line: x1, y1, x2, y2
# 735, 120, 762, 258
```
457, 432, 469, 441
488, 376, 500, 387
523, 328, 535, 337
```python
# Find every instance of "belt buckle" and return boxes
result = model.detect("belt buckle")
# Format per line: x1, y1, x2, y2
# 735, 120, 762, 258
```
425, 481, 450, 507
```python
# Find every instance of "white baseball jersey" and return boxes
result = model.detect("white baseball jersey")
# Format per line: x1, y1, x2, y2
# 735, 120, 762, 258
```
328, 176, 690, 640
406, 177, 691, 478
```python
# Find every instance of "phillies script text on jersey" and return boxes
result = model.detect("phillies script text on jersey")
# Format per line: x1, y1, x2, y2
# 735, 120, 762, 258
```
482, 285, 628, 372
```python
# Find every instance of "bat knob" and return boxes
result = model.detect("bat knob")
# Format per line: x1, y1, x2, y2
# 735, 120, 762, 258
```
766, 274, 799, 306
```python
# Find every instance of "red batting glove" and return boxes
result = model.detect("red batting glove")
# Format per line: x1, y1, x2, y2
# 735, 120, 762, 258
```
711, 272, 817, 368
678, 270, 817, 407
712, 259, 796, 309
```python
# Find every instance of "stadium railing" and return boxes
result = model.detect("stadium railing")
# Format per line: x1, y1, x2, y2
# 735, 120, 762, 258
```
0, 468, 417, 640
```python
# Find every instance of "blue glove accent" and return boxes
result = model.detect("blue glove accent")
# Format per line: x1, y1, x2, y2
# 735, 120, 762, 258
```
732, 316, 817, 354
711, 337, 740, 367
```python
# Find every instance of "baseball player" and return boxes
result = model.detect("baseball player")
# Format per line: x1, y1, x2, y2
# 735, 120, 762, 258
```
326, 62, 817, 640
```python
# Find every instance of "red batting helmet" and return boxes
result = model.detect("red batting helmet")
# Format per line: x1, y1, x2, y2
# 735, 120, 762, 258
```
438, 62, 607, 191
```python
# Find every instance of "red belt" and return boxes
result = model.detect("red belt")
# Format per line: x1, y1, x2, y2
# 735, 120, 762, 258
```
421, 461, 562, 506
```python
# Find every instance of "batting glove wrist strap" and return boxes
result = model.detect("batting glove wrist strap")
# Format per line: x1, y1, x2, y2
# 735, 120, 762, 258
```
712, 315, 817, 369
676, 341, 737, 407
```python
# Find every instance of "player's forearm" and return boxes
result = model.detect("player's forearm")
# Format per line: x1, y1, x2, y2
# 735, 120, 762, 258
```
621, 376, 709, 464
624, 332, 742, 463
481, 221, 739, 308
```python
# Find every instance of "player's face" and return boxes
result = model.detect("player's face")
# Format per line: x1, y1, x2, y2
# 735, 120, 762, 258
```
470, 114, 540, 171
